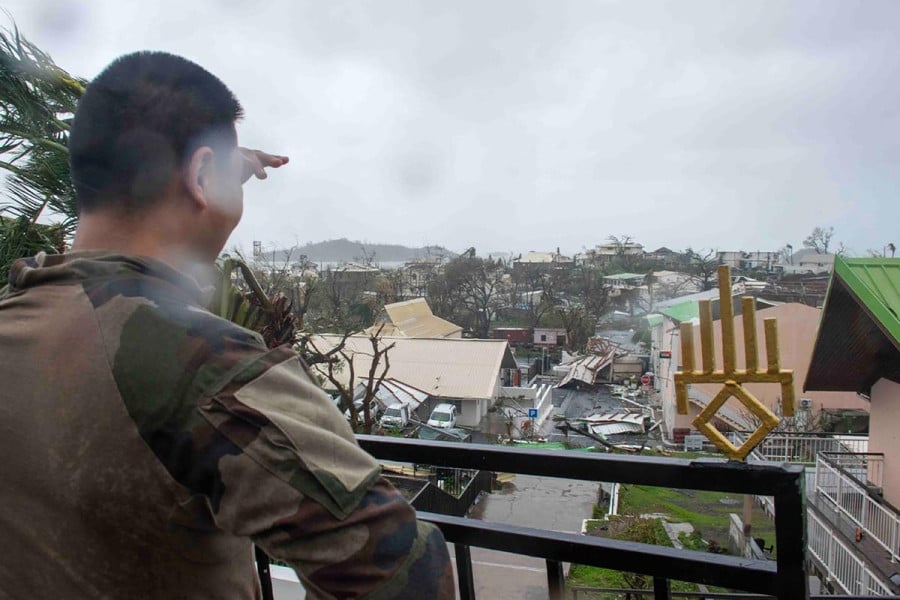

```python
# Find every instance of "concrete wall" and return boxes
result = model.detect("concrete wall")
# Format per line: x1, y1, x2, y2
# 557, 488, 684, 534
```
657, 316, 682, 437
868, 378, 900, 505
612, 356, 644, 382
689, 304, 868, 415
534, 328, 566, 346
459, 398, 482, 428
499, 385, 538, 400
659, 304, 867, 442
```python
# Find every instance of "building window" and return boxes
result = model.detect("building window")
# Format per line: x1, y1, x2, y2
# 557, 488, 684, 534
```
541, 334, 547, 342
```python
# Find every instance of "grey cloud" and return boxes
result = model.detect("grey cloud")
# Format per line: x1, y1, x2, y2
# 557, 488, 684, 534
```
4, 0, 900, 255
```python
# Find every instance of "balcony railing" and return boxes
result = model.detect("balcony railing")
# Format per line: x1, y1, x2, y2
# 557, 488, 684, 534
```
808, 508, 894, 596
815, 452, 898, 563
742, 432, 869, 466
354, 436, 809, 600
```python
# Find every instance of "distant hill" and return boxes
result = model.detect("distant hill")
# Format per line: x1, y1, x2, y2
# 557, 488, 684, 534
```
264, 238, 456, 264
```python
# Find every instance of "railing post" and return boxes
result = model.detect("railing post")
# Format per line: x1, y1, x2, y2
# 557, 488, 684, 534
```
546, 559, 565, 600
455, 544, 476, 600
836, 466, 844, 514
255, 547, 274, 600
892, 518, 899, 563
774, 485, 809, 600
652, 576, 671, 600
826, 516, 835, 580
862, 491, 869, 533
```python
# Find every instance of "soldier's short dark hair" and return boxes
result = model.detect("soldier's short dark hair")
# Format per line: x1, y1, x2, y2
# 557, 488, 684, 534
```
69, 51, 243, 213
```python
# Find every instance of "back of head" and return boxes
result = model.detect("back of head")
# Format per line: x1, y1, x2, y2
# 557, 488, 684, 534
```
69, 51, 243, 215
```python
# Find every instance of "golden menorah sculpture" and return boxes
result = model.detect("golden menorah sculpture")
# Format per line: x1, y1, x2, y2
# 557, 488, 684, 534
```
674, 265, 794, 460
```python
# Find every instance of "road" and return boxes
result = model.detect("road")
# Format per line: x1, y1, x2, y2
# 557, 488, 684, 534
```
451, 474, 600, 600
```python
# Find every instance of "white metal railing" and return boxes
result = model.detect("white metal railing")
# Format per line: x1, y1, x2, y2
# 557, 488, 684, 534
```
815, 452, 898, 563
729, 432, 895, 595
730, 432, 870, 522
729, 431, 869, 466
807, 509, 893, 596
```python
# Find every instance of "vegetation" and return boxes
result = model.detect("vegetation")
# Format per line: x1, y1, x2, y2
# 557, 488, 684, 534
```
0, 25, 85, 273
568, 517, 700, 595
617, 484, 776, 552
802, 226, 834, 255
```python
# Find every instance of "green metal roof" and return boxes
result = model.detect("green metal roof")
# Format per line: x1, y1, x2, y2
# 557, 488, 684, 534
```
805, 256, 900, 393
659, 301, 699, 323
835, 257, 900, 346
645, 314, 664, 328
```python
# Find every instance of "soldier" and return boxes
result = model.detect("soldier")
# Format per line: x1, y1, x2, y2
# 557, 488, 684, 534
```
0, 51, 454, 599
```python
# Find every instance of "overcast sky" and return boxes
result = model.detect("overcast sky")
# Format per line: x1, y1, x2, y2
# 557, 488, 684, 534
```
5, 0, 899, 257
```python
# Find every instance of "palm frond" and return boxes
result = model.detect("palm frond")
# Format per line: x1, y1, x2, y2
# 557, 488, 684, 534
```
0, 20, 83, 270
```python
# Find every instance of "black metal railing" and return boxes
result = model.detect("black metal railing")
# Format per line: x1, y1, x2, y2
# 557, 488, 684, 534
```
357, 436, 809, 600
409, 469, 492, 517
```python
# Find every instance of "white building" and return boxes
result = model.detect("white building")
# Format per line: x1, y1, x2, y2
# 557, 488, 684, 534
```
310, 335, 522, 428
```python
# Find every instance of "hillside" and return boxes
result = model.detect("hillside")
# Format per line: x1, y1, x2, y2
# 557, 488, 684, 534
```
265, 238, 456, 264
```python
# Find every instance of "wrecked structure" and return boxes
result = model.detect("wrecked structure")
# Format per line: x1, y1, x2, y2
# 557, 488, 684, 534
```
555, 337, 646, 389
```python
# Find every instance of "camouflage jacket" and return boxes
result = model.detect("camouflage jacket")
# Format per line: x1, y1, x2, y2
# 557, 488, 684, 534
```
0, 252, 453, 599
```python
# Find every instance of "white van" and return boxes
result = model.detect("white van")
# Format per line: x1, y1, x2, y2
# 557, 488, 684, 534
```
427, 403, 457, 429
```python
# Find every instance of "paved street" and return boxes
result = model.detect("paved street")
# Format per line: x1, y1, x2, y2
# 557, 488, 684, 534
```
452, 474, 600, 600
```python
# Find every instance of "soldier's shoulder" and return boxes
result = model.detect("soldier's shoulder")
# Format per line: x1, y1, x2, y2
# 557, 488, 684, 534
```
86, 272, 266, 352
87, 275, 272, 411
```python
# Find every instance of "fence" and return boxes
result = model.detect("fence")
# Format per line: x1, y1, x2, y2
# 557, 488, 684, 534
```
815, 453, 898, 564
357, 435, 809, 600
807, 509, 893, 596
411, 469, 493, 517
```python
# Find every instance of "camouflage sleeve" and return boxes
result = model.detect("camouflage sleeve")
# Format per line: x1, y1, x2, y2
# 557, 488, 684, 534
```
196, 347, 455, 599
99, 292, 454, 599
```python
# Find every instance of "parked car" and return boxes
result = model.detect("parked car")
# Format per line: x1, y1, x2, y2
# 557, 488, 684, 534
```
427, 403, 458, 429
379, 403, 410, 429
344, 398, 382, 422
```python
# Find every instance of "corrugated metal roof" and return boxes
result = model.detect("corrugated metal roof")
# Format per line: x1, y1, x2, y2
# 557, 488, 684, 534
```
365, 298, 463, 339
645, 314, 664, 328
659, 301, 699, 323
356, 378, 429, 410
604, 272, 645, 280
805, 257, 900, 393
655, 288, 722, 309
557, 351, 616, 388
837, 257, 900, 346
312, 335, 516, 400
590, 422, 643, 436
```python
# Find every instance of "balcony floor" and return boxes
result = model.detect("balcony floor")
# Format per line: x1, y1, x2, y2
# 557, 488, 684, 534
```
808, 490, 900, 594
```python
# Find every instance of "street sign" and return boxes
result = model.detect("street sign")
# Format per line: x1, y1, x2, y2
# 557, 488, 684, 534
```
640, 375, 651, 385
528, 408, 538, 419
659, 350, 672, 359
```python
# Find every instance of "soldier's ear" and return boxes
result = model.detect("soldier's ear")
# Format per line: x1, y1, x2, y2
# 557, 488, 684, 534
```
184, 146, 214, 210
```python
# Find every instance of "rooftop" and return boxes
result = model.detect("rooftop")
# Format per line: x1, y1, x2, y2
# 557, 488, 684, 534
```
658, 301, 699, 324
366, 298, 463, 339
805, 257, 900, 393
311, 335, 517, 400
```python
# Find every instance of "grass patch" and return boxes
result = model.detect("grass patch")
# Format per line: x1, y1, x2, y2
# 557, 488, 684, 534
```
568, 517, 703, 595
617, 484, 776, 552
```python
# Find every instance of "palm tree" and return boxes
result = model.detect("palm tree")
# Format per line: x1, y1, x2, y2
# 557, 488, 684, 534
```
0, 25, 85, 273
0, 23, 299, 350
